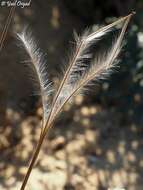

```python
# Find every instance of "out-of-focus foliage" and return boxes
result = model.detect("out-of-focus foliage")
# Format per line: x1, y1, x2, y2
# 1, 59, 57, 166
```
64, 0, 136, 23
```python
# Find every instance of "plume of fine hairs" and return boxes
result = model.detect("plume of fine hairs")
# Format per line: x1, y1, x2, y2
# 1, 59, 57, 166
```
44, 13, 134, 128
17, 30, 53, 126
17, 13, 134, 133
18, 13, 133, 132
18, 13, 134, 190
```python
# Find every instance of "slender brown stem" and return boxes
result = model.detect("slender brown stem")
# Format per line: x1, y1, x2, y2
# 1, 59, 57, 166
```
20, 120, 55, 190
20, 129, 47, 190
0, 5, 16, 51
0, 8, 12, 49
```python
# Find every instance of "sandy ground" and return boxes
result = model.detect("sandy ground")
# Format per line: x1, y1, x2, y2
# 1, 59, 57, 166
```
0, 96, 143, 190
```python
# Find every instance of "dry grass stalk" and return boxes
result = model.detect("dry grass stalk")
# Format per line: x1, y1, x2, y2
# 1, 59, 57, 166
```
0, 5, 16, 51
17, 12, 135, 190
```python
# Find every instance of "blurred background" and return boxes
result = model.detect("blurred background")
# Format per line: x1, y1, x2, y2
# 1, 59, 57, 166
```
0, 0, 143, 190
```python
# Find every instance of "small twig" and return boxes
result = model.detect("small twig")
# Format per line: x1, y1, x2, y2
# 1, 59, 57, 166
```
0, 5, 16, 51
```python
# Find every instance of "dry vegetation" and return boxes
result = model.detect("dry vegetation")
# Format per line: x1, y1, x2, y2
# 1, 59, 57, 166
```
0, 1, 143, 190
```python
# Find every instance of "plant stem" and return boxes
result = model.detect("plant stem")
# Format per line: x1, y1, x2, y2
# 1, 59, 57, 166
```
20, 130, 46, 190
19, 12, 135, 190
0, 5, 16, 51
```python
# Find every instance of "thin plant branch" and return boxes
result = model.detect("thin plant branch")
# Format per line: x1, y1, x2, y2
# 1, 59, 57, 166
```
18, 12, 135, 190
0, 5, 16, 51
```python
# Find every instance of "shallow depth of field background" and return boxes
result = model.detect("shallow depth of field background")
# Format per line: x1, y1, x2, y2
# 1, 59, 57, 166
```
0, 0, 143, 190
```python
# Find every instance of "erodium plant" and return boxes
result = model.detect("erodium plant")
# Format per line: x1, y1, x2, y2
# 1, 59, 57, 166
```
17, 12, 134, 190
